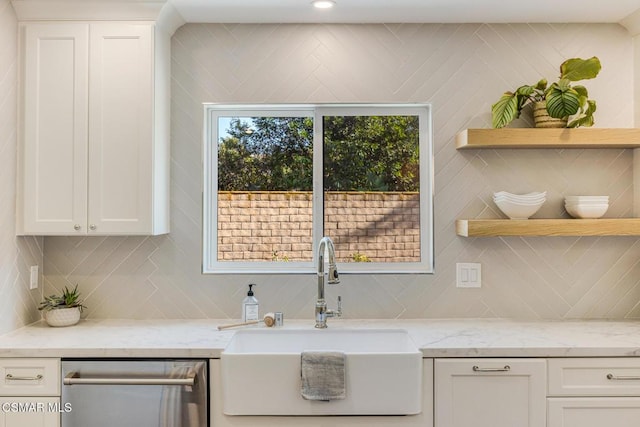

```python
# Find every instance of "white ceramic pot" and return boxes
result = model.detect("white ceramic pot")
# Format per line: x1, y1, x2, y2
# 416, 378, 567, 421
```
44, 307, 81, 327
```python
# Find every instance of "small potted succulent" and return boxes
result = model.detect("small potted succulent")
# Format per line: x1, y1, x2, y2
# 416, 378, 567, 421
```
491, 56, 601, 129
39, 285, 86, 327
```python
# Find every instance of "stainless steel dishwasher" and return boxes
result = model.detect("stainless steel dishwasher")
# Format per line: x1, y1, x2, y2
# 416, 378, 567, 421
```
61, 359, 208, 427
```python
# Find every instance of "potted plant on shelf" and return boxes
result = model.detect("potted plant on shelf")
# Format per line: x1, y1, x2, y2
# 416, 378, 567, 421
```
491, 56, 601, 129
38, 285, 86, 327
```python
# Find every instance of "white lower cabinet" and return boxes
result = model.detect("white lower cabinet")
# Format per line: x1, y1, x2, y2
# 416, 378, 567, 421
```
0, 359, 61, 427
0, 397, 60, 427
434, 358, 547, 427
548, 397, 640, 427
547, 358, 640, 427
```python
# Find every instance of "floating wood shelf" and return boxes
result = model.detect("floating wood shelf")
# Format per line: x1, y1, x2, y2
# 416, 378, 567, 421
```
456, 219, 640, 237
456, 128, 640, 150
455, 128, 640, 237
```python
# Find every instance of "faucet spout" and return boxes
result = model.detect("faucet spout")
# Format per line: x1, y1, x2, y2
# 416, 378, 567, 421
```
315, 236, 341, 328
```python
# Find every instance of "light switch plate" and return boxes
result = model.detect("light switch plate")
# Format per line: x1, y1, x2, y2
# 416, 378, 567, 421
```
456, 263, 481, 288
29, 265, 38, 289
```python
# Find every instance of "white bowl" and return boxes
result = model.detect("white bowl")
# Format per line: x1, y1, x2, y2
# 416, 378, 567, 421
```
494, 191, 546, 197
494, 193, 546, 200
565, 202, 609, 208
495, 198, 545, 219
493, 196, 546, 205
565, 196, 609, 203
565, 203, 608, 219
565, 202, 609, 207
494, 191, 547, 201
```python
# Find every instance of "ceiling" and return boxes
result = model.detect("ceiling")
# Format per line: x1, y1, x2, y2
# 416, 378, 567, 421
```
169, 0, 640, 24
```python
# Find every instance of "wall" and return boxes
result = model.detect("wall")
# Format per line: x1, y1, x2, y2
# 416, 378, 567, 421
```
43, 23, 640, 320
218, 191, 420, 262
0, 0, 42, 334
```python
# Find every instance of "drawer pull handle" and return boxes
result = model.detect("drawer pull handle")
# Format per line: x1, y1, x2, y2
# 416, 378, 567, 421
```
607, 373, 640, 381
472, 365, 511, 372
5, 374, 43, 381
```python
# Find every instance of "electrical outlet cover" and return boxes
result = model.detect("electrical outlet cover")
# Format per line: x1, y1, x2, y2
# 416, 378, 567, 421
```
456, 263, 481, 288
29, 265, 39, 289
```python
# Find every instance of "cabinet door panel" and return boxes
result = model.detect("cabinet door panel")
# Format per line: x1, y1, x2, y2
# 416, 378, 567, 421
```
21, 23, 88, 234
548, 397, 640, 427
88, 23, 153, 234
435, 358, 546, 427
0, 397, 60, 427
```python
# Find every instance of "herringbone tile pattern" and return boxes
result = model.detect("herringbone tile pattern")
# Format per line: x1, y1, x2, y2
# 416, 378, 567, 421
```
0, 0, 43, 334
43, 23, 640, 320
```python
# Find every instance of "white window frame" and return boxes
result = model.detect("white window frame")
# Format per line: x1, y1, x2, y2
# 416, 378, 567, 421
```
202, 103, 434, 274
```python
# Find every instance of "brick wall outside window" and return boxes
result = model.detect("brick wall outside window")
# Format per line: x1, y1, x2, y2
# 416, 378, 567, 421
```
217, 191, 420, 262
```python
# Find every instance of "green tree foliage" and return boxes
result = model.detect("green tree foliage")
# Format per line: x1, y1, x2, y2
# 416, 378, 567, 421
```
217, 115, 419, 192
218, 117, 313, 191
323, 115, 419, 192
217, 126, 260, 191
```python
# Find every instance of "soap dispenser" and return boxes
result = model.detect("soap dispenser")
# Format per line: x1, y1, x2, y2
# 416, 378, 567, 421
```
242, 284, 259, 322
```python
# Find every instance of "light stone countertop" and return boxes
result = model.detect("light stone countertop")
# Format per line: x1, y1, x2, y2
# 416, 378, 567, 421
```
1, 318, 640, 358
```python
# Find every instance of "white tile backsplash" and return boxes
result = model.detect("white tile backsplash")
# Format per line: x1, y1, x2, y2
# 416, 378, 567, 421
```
0, 0, 43, 334
42, 23, 640, 320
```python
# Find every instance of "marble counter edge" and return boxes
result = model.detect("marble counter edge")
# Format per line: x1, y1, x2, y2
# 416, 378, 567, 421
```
0, 348, 223, 358
1, 318, 640, 358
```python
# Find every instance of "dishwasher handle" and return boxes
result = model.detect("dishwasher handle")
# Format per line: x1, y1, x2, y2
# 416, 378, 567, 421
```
63, 371, 196, 386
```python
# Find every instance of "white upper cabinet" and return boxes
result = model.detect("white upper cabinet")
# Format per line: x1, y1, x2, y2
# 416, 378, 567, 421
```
17, 21, 169, 236
19, 23, 89, 235
88, 23, 156, 235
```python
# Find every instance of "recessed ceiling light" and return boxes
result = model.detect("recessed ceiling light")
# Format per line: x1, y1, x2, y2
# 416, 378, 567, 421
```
312, 0, 336, 9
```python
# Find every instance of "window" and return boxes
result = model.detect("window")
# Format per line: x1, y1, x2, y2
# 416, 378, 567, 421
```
203, 104, 433, 274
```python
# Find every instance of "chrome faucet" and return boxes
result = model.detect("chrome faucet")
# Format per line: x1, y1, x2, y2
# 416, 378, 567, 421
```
315, 236, 341, 328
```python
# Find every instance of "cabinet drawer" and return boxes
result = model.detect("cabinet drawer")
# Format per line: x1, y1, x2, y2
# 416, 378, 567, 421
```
0, 359, 60, 396
548, 358, 640, 396
548, 397, 640, 427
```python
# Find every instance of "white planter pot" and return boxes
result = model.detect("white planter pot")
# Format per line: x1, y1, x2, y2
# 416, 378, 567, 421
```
44, 307, 81, 327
